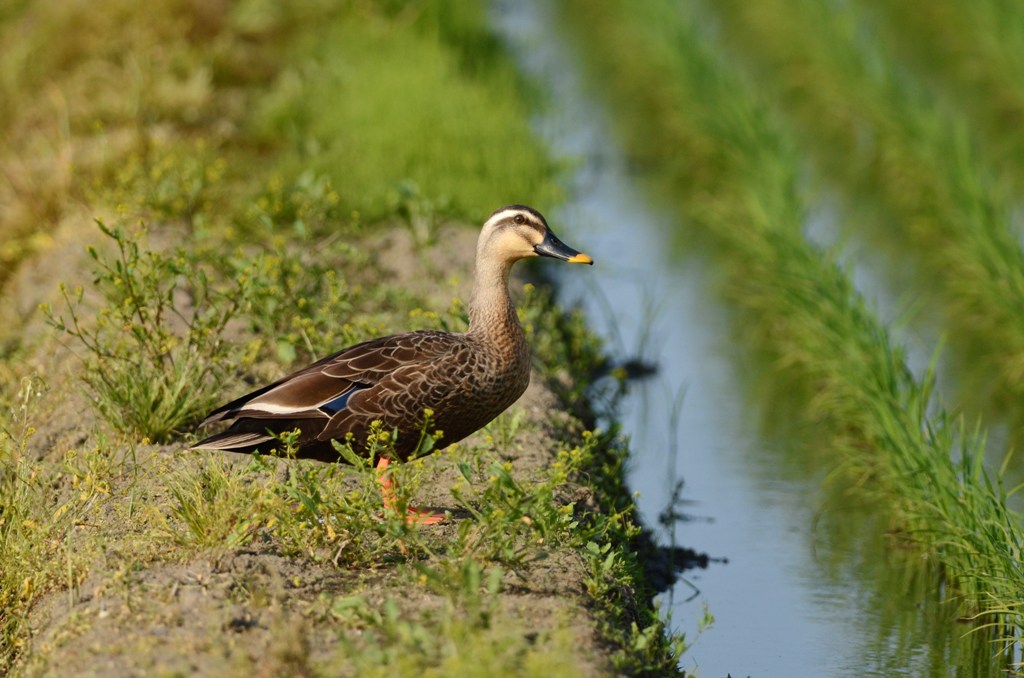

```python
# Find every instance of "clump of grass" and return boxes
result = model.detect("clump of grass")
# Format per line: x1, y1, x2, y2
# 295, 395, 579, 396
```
319, 558, 584, 677
450, 436, 585, 568
43, 221, 249, 442
0, 378, 113, 671
558, 0, 1024, 661
169, 454, 272, 550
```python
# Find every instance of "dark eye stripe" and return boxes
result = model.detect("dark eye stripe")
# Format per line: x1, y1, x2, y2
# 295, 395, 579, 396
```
496, 214, 544, 232
483, 206, 552, 238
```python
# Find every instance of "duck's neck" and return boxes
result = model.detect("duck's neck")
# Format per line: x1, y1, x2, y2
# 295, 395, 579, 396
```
467, 257, 521, 343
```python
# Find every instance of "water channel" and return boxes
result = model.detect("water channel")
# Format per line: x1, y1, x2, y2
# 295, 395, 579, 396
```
491, 2, 1008, 675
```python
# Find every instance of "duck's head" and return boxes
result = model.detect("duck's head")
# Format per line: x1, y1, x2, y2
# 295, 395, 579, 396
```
479, 205, 593, 266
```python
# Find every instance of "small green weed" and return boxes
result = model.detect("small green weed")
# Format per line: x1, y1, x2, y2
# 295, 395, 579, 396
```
484, 408, 526, 454
229, 243, 366, 367
0, 377, 102, 670
450, 445, 581, 569
169, 454, 270, 550
413, 557, 504, 627
44, 221, 249, 442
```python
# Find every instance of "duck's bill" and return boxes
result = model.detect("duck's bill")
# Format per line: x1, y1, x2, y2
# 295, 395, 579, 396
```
534, 230, 594, 265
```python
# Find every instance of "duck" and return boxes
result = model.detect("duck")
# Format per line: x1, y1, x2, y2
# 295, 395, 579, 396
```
193, 205, 593, 523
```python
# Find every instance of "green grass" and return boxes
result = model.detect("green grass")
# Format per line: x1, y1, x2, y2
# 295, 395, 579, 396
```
557, 0, 1024, 665
248, 3, 563, 224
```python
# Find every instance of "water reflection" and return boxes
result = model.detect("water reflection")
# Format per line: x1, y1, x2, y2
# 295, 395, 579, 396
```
489, 0, 1011, 675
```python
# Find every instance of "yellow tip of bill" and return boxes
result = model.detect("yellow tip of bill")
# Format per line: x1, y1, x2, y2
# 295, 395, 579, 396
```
567, 252, 594, 265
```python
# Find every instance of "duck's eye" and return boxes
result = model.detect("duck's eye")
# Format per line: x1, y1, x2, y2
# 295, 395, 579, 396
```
514, 214, 526, 225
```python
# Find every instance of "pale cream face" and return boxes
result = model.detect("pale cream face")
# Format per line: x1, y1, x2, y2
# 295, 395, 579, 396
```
478, 207, 550, 262
477, 205, 593, 266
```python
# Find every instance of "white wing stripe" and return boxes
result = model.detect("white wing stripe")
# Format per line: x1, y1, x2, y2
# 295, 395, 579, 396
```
243, 402, 318, 415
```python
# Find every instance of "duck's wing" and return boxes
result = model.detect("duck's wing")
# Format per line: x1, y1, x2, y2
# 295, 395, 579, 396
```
194, 331, 457, 449
316, 335, 476, 445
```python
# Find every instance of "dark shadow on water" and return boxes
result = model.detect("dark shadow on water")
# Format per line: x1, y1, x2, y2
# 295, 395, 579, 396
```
633, 519, 726, 596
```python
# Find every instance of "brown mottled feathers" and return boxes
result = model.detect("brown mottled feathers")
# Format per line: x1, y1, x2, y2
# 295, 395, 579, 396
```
193, 204, 591, 464
195, 330, 529, 462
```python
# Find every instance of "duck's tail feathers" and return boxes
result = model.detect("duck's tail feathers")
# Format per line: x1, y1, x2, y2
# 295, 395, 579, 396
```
191, 430, 275, 454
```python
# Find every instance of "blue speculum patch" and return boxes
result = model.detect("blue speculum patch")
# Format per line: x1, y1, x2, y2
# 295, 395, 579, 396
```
319, 392, 354, 415
318, 385, 369, 415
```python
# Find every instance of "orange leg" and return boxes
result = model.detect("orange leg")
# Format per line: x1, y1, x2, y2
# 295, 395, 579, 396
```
376, 457, 446, 525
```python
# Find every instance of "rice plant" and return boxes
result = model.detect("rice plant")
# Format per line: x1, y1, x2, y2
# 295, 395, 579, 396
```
708, 0, 1024, 422
859, 0, 1024, 182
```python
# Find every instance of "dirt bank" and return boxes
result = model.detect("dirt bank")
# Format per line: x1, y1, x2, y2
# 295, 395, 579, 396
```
4, 222, 679, 676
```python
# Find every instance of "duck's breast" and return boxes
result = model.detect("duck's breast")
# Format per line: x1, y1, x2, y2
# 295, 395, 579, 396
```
427, 336, 531, 448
